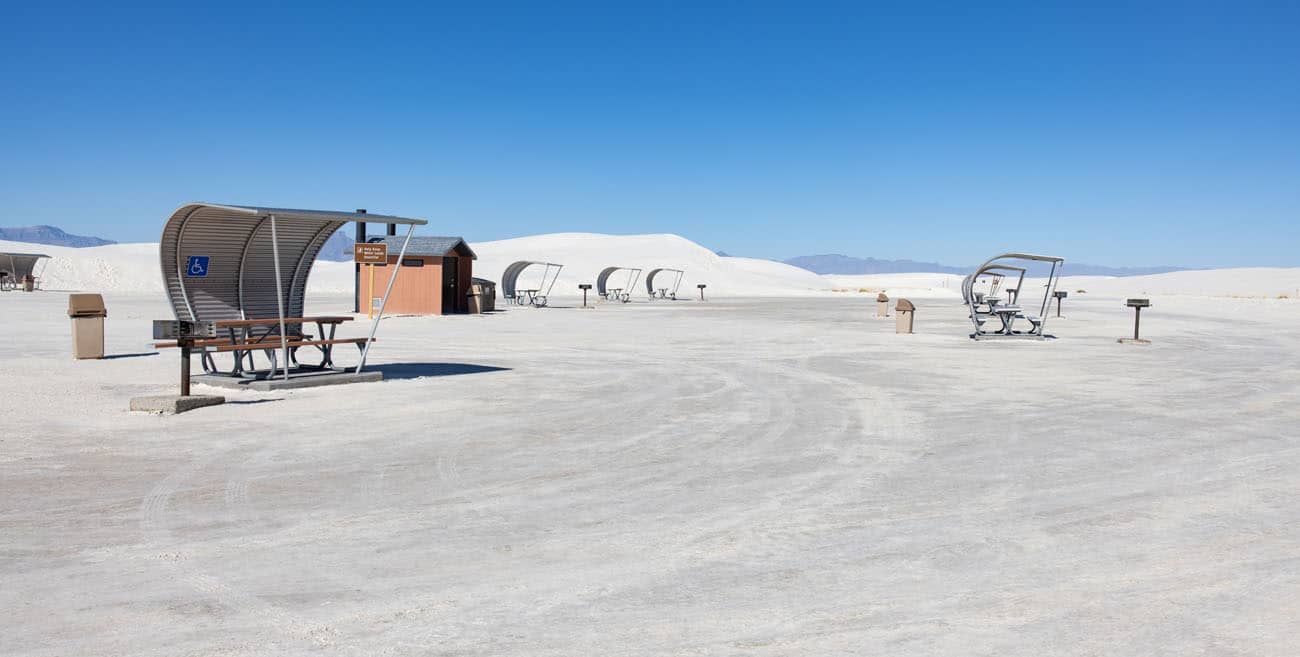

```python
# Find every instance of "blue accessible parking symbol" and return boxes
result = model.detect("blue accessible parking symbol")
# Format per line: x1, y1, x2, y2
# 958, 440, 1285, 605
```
186, 256, 210, 277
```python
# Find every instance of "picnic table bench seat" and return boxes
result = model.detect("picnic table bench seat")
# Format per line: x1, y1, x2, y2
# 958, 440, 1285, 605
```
153, 315, 369, 377
206, 337, 372, 353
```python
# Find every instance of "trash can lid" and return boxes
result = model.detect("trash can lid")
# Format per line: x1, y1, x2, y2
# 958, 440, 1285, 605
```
895, 299, 915, 311
68, 293, 107, 318
877, 292, 889, 302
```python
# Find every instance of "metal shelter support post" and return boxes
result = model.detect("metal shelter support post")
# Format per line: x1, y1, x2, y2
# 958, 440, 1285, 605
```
353, 210, 367, 313
356, 223, 414, 373
1035, 260, 1057, 336
269, 215, 291, 381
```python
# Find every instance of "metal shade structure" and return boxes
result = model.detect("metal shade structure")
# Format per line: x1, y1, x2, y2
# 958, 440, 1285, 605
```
501, 260, 563, 306
966, 253, 1065, 340
596, 266, 642, 302
159, 203, 427, 377
960, 264, 1026, 305
645, 268, 685, 299
0, 252, 50, 289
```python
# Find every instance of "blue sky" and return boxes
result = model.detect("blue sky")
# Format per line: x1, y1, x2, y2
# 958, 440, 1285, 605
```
2, 1, 1297, 267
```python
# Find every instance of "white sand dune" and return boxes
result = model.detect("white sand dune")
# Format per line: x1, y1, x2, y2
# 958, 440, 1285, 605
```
824, 268, 1300, 301
3, 234, 832, 298
8, 236, 1299, 300
469, 232, 828, 297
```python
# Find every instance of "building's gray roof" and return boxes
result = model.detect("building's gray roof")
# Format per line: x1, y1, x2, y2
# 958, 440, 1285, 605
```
367, 236, 476, 259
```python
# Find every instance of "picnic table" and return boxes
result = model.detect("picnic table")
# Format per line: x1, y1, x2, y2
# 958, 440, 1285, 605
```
989, 305, 1023, 334
155, 316, 372, 377
518, 288, 549, 307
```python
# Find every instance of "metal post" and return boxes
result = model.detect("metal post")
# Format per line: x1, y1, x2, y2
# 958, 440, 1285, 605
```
1133, 306, 1142, 341
1056, 295, 1063, 317
180, 342, 191, 396
357, 222, 414, 373
269, 215, 290, 381
1038, 261, 1059, 336
354, 210, 367, 313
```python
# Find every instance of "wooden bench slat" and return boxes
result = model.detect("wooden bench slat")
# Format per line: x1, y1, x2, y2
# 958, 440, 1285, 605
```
207, 338, 373, 353
212, 316, 353, 328
154, 335, 312, 349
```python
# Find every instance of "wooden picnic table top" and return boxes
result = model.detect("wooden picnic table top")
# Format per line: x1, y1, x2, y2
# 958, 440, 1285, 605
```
213, 316, 354, 328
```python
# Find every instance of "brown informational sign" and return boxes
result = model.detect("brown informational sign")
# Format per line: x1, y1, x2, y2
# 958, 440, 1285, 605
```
354, 243, 388, 264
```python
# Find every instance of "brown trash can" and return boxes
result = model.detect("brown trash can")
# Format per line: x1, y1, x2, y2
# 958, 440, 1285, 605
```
468, 278, 497, 313
68, 294, 107, 359
22, 275, 35, 292
895, 299, 915, 334
876, 292, 890, 318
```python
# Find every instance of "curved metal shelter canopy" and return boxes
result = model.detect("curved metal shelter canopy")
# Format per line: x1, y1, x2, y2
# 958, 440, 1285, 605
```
966, 253, 1064, 340
961, 264, 1026, 305
0, 252, 50, 289
596, 266, 642, 302
502, 260, 563, 306
645, 268, 685, 299
159, 203, 427, 376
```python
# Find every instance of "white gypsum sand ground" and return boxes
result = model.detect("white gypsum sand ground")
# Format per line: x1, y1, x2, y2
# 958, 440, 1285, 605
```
2, 280, 1299, 656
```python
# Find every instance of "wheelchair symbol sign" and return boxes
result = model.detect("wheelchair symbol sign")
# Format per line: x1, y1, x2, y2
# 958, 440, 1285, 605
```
186, 256, 210, 277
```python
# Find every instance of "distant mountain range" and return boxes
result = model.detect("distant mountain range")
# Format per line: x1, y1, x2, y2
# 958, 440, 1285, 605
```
0, 225, 116, 248
785, 254, 967, 275
784, 254, 1194, 277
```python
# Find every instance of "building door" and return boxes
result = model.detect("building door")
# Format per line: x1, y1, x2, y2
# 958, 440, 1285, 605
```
442, 257, 458, 313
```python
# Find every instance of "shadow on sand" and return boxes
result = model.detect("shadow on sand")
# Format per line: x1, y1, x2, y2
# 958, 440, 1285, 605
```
373, 362, 511, 380
224, 398, 286, 406
102, 352, 160, 360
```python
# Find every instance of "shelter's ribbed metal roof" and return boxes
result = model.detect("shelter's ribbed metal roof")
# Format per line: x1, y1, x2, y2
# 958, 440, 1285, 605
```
188, 202, 426, 225
0, 252, 52, 258
367, 236, 476, 259
198, 203, 427, 226
159, 202, 427, 322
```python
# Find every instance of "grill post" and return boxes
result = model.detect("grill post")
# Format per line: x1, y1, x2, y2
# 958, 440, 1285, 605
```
180, 340, 191, 396
1119, 299, 1151, 344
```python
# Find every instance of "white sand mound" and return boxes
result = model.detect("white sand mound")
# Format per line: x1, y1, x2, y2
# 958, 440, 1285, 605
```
11, 235, 1297, 300
1, 239, 163, 293
824, 268, 1300, 301
471, 232, 829, 297
1058, 269, 1300, 299
822, 273, 965, 299
3, 233, 832, 297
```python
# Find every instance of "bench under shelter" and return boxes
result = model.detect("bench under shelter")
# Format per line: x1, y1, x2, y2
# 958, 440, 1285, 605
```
1, 252, 50, 290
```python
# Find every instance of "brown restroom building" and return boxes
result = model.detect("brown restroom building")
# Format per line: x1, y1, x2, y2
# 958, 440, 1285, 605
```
356, 236, 477, 315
